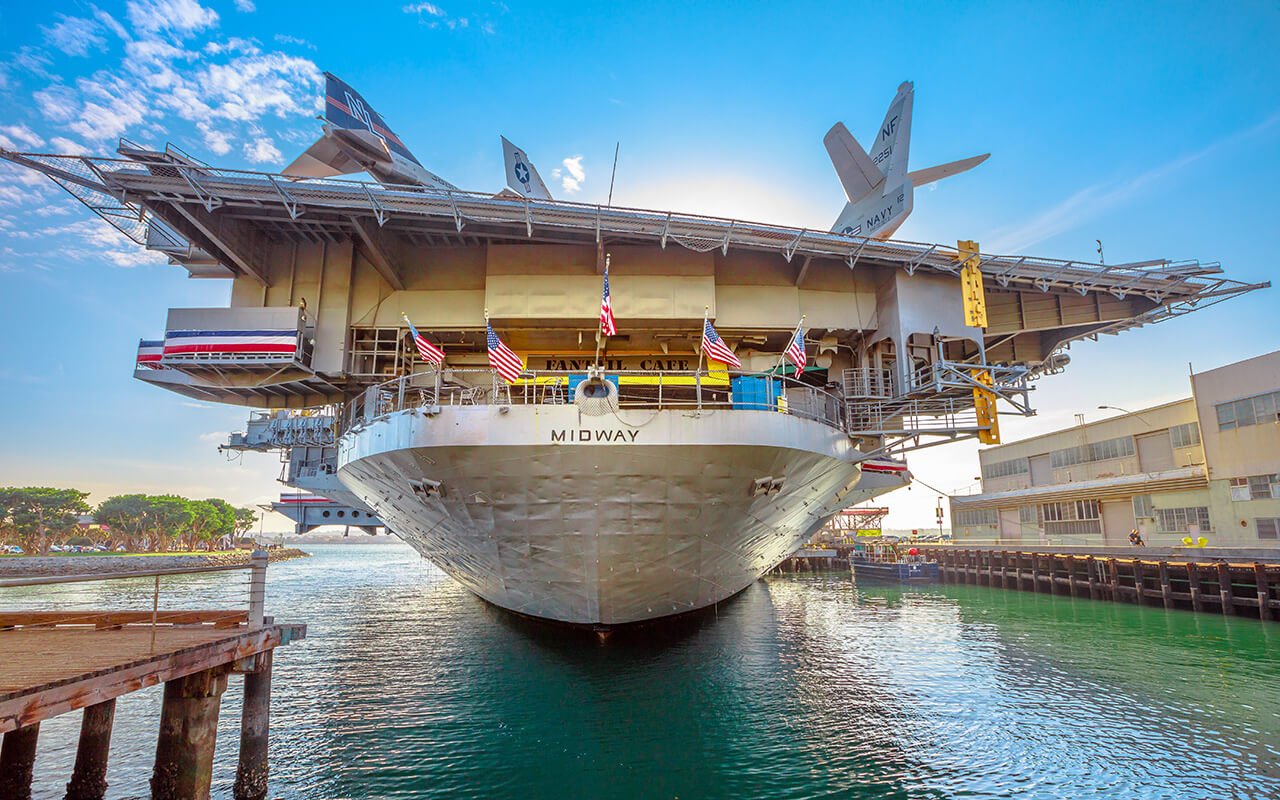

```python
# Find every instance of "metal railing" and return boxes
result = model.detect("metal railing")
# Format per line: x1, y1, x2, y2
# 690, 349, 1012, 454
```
337, 368, 847, 436
0, 551, 269, 650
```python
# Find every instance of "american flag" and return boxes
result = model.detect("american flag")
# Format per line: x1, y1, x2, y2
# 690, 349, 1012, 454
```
404, 317, 444, 366
486, 321, 524, 383
784, 321, 806, 371
701, 319, 742, 369
599, 266, 617, 336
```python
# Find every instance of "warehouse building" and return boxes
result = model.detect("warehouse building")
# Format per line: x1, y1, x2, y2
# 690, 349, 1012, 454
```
951, 349, 1280, 546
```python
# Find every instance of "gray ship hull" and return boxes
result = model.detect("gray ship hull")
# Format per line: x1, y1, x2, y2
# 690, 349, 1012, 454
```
336, 405, 904, 625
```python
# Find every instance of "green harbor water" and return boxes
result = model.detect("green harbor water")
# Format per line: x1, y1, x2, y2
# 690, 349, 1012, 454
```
13, 543, 1280, 799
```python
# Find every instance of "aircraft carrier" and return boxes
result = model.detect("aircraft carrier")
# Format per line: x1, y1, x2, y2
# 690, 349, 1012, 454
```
1, 81, 1264, 626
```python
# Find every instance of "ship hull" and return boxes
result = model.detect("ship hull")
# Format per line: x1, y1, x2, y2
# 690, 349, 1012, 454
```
336, 405, 904, 625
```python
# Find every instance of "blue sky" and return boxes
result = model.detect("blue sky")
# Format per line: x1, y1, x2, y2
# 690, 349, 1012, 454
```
0, 0, 1276, 529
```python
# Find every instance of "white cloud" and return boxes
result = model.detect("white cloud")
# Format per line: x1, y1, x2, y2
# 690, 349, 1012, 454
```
20, 218, 166, 268
126, 0, 219, 38
34, 85, 79, 123
43, 15, 108, 57
404, 2, 446, 16
234, 0, 256, 11
559, 155, 585, 193
273, 34, 314, 50
93, 8, 131, 41
69, 93, 147, 141
49, 137, 90, 155
197, 122, 232, 155
198, 431, 227, 443
244, 136, 281, 163
0, 124, 45, 150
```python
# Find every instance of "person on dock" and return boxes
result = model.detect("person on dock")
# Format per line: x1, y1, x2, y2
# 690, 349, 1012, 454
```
1129, 529, 1146, 547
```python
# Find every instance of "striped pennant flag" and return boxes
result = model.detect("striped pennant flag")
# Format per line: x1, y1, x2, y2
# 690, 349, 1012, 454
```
784, 319, 806, 372
404, 316, 444, 367
486, 321, 524, 383
701, 319, 742, 369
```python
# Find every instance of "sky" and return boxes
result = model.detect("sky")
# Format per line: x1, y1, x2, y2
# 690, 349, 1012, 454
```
0, 0, 1277, 532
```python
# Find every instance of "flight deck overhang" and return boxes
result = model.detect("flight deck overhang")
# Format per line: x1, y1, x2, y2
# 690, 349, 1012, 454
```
1, 146, 1264, 315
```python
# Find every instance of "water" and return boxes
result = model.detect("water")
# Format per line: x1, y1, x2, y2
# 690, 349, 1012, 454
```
13, 544, 1280, 799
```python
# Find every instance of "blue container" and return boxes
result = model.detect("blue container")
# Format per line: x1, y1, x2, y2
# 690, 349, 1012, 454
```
731, 376, 781, 411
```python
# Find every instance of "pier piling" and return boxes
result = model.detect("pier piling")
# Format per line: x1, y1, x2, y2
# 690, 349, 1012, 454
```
1217, 562, 1234, 616
233, 652, 273, 800
923, 547, 1280, 622
64, 699, 115, 800
1256, 564, 1272, 622
0, 723, 40, 800
151, 667, 230, 800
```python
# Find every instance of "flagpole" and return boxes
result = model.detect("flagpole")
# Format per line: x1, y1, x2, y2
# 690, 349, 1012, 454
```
773, 315, 805, 377
697, 306, 709, 375
594, 253, 610, 370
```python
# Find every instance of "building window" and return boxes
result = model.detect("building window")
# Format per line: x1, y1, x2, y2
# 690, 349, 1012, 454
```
1170, 422, 1201, 448
955, 508, 997, 526
1258, 518, 1280, 540
1040, 500, 1101, 535
1019, 505, 1037, 523
1216, 390, 1280, 431
1050, 436, 1136, 468
1133, 494, 1154, 518
981, 458, 1029, 479
1230, 475, 1280, 501
1154, 506, 1212, 533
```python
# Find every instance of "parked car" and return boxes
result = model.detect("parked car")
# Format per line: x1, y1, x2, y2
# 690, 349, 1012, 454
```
3, 545, 23, 554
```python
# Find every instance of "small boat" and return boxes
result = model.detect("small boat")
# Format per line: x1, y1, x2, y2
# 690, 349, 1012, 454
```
851, 540, 939, 583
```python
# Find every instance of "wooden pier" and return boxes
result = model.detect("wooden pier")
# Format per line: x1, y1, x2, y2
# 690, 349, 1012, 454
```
922, 547, 1279, 622
770, 548, 845, 573
0, 552, 305, 800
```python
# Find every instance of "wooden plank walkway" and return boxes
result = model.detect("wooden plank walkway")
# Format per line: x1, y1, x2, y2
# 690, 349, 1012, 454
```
0, 551, 304, 800
0, 623, 305, 733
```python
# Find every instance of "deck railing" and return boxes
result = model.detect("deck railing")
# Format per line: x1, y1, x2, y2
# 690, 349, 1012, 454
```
336, 368, 847, 437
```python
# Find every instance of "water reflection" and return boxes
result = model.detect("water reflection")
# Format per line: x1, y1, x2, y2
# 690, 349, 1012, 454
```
13, 546, 1279, 800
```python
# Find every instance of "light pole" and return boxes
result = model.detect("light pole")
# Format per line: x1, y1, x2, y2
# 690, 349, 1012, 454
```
1097, 404, 1155, 427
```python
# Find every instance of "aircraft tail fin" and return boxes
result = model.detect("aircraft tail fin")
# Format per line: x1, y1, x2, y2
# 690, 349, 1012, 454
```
823, 123, 882, 202
869, 81, 913, 190
906, 153, 990, 187
501, 136, 553, 200
322, 72, 423, 167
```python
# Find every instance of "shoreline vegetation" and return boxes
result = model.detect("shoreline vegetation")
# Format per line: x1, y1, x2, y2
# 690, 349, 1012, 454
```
2, 487, 261, 556
0, 548, 311, 578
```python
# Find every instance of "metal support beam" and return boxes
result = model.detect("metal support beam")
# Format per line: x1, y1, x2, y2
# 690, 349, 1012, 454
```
166, 203, 269, 286
794, 255, 813, 287
783, 229, 807, 263
350, 216, 406, 291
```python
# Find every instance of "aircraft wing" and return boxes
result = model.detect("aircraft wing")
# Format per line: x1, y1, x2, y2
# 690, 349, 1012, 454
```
907, 153, 990, 187
282, 134, 364, 178
823, 123, 883, 202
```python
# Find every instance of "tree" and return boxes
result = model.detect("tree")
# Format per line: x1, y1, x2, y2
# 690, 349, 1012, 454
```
95, 494, 154, 551
0, 488, 90, 555
148, 495, 192, 552
183, 499, 236, 551
234, 507, 258, 538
